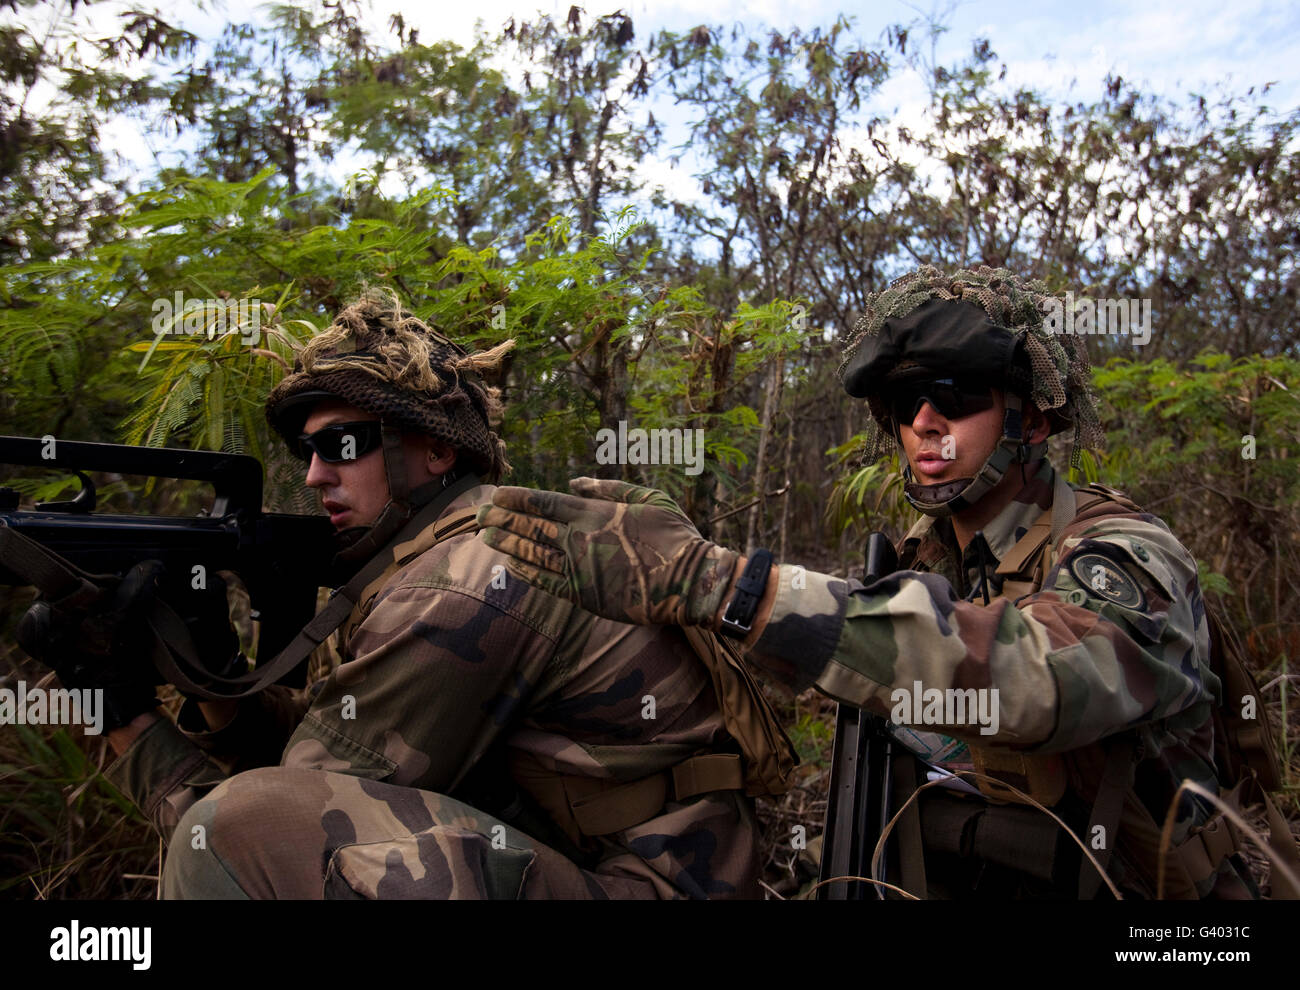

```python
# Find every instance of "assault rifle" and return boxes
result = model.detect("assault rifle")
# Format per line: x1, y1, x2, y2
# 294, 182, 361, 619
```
818, 531, 902, 900
0, 436, 338, 686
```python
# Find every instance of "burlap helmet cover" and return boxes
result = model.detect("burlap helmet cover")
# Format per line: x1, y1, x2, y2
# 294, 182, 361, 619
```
266, 290, 514, 482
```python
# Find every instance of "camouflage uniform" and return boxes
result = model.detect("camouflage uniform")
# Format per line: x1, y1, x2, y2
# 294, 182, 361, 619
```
106, 480, 758, 899
105, 291, 759, 900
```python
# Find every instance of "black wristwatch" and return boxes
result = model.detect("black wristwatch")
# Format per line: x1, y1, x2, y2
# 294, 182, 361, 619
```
718, 549, 774, 639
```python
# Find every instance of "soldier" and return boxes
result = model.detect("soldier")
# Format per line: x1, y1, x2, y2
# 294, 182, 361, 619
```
479, 265, 1271, 899
18, 290, 761, 899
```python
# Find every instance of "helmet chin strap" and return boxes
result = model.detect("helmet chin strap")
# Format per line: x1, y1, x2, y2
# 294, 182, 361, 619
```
331, 425, 463, 569
902, 393, 1048, 517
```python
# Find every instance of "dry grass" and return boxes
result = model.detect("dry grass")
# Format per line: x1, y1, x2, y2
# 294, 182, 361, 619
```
0, 669, 160, 899
756, 689, 836, 898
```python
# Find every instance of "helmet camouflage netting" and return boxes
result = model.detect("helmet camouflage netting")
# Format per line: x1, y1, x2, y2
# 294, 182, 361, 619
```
838, 265, 1105, 467
266, 288, 515, 482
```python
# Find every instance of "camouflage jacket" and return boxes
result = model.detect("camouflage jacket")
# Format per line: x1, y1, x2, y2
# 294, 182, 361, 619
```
749, 460, 1228, 893
107, 481, 758, 899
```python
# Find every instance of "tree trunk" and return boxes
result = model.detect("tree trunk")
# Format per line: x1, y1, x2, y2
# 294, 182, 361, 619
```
777, 409, 794, 564
745, 353, 783, 554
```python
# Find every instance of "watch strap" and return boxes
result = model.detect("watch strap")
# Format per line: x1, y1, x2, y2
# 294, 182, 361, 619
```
719, 548, 773, 638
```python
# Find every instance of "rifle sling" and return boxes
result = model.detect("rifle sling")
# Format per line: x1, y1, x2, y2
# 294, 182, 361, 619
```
1076, 735, 1135, 899
0, 522, 110, 609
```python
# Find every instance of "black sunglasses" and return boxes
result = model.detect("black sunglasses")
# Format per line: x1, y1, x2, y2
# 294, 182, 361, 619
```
294, 421, 384, 463
884, 377, 997, 427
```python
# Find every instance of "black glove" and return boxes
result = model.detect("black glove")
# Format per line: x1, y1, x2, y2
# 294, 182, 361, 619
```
169, 570, 248, 694
16, 559, 164, 731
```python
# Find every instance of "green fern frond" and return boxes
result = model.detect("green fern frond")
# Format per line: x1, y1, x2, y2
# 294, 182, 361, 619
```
222, 414, 247, 455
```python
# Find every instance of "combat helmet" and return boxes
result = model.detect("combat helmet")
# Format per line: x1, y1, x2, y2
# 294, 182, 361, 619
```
266, 288, 514, 562
837, 265, 1104, 516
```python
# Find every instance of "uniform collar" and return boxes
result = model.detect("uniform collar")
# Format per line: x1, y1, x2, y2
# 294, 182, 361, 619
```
969, 459, 1057, 566
901, 460, 1058, 597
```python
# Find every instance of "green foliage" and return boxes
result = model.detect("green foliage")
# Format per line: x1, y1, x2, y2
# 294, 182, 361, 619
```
1094, 352, 1300, 632
1197, 564, 1233, 599
824, 438, 909, 544
788, 709, 835, 766
1094, 353, 1300, 506
2, 158, 808, 515
0, 1, 198, 265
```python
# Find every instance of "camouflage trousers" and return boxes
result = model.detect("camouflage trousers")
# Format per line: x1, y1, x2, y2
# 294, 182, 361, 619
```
163, 767, 665, 899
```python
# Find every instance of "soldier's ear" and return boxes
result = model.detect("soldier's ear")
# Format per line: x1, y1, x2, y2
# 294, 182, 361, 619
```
426, 441, 457, 476
405, 435, 457, 486
1024, 404, 1051, 444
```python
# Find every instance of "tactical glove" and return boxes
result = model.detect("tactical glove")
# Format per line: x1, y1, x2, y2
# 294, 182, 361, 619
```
478, 477, 739, 627
167, 570, 247, 693
15, 559, 164, 731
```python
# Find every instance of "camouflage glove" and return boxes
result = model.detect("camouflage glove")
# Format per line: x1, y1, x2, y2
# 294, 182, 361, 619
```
15, 559, 164, 730
478, 477, 740, 628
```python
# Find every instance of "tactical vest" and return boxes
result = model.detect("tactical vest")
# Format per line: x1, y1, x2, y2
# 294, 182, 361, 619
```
335, 503, 799, 855
915, 476, 1298, 899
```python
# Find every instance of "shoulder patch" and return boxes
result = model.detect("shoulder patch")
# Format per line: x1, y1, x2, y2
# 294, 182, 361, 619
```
1068, 552, 1144, 609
